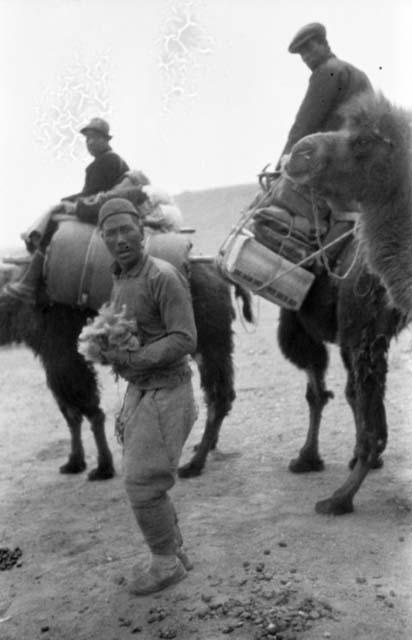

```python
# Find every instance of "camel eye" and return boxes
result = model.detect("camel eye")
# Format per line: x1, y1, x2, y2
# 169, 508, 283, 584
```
352, 136, 372, 156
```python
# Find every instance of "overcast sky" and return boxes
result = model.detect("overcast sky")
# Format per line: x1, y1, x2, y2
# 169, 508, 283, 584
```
1, 0, 411, 248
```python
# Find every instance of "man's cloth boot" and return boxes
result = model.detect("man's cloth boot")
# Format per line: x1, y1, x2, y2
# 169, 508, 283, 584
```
174, 521, 193, 570
176, 546, 193, 571
0, 249, 45, 305
129, 554, 186, 596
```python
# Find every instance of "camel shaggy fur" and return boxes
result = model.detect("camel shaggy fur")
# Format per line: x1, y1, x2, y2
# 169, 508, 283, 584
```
0, 262, 253, 480
284, 91, 412, 315
276, 90, 410, 515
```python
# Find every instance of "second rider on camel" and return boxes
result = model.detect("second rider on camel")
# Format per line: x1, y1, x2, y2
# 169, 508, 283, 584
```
1, 117, 131, 304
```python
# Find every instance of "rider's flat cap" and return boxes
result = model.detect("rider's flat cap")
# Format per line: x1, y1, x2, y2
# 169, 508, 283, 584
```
80, 117, 112, 139
98, 197, 144, 228
288, 22, 327, 53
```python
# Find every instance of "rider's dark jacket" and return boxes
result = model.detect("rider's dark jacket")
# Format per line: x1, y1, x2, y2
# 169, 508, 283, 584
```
63, 147, 129, 203
82, 149, 130, 196
277, 53, 372, 166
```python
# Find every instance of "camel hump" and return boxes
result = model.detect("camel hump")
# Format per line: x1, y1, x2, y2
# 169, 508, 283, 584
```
45, 220, 192, 310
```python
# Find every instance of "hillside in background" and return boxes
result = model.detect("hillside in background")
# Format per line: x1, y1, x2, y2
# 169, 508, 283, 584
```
175, 182, 258, 256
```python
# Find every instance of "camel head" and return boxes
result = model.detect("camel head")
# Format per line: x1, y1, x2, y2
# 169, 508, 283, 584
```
284, 91, 412, 207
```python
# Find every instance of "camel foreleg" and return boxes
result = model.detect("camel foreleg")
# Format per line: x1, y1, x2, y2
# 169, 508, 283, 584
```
315, 334, 389, 515
289, 367, 334, 473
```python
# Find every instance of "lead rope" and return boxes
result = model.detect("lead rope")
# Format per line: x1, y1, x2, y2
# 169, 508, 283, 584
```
310, 189, 362, 280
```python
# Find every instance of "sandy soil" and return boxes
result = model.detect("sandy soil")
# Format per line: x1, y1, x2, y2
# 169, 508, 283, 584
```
1, 299, 411, 640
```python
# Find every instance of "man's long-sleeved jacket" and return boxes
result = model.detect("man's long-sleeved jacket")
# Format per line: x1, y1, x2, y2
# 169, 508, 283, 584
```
110, 254, 197, 389
278, 54, 372, 164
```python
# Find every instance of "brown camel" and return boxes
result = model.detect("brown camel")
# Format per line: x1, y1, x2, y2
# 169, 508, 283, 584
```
273, 90, 410, 515
284, 90, 412, 316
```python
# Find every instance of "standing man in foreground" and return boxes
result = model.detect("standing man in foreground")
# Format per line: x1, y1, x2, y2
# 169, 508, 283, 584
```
276, 22, 372, 169
98, 197, 198, 596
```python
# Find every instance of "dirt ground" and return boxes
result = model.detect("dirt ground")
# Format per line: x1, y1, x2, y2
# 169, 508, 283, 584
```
1, 299, 411, 640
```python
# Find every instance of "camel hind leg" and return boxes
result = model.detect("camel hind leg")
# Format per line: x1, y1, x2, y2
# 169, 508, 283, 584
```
179, 264, 236, 478
178, 341, 236, 479
41, 304, 114, 480
46, 357, 115, 480
278, 309, 334, 473
56, 402, 86, 474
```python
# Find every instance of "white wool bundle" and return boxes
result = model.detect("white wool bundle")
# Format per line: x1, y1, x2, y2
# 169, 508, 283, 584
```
158, 204, 183, 230
78, 302, 140, 364
142, 185, 174, 207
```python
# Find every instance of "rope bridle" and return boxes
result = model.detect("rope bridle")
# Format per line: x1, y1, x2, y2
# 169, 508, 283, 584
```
310, 188, 361, 280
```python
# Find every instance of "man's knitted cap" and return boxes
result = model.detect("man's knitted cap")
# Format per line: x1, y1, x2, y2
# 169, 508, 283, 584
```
98, 197, 144, 228
288, 22, 327, 53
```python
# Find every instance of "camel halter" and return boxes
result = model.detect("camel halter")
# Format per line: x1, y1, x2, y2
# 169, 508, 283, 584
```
310, 188, 361, 280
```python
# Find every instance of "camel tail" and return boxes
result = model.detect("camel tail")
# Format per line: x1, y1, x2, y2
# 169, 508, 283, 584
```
233, 283, 255, 323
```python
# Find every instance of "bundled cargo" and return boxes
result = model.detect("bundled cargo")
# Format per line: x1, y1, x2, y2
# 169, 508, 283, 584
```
217, 173, 323, 310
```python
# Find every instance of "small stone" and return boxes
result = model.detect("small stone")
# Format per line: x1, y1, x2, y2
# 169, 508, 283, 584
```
147, 614, 158, 623
240, 611, 252, 619
196, 605, 210, 619
278, 541, 288, 548
255, 562, 265, 572
41, 626, 50, 633
389, 590, 396, 597
243, 561, 250, 569
159, 629, 177, 639
323, 633, 331, 638
201, 593, 213, 603
222, 625, 234, 634
131, 627, 142, 634
209, 595, 228, 609
208, 579, 222, 587
119, 617, 132, 627
356, 577, 367, 584
263, 549, 271, 555
399, 536, 405, 542
262, 572, 274, 581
